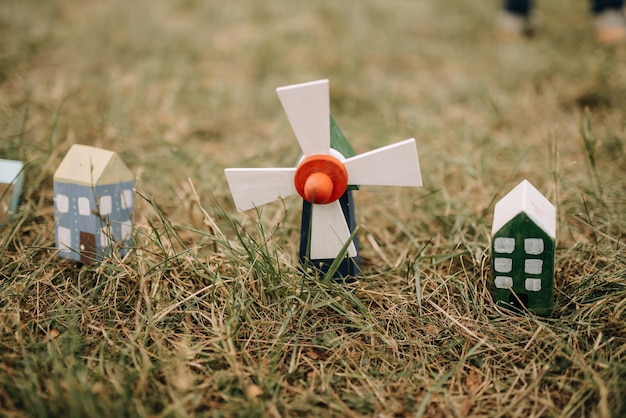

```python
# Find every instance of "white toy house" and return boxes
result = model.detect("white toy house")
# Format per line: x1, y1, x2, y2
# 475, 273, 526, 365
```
491, 180, 556, 316
53, 144, 134, 264
0, 159, 24, 225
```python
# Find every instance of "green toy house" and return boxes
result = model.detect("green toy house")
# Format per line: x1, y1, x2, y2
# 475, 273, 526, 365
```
491, 180, 556, 316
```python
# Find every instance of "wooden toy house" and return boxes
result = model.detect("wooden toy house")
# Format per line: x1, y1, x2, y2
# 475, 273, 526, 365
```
0, 159, 24, 225
491, 180, 556, 316
53, 144, 134, 264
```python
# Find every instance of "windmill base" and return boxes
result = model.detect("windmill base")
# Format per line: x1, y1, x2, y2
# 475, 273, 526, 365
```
299, 190, 359, 283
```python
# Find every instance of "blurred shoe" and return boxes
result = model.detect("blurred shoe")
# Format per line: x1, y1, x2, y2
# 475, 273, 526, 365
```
593, 8, 626, 44
497, 11, 534, 40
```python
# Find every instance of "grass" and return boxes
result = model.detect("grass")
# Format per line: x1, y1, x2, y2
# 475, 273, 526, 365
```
1, 0, 625, 416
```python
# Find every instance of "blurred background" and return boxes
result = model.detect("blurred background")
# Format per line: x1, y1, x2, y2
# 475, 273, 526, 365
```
1, 1, 625, 416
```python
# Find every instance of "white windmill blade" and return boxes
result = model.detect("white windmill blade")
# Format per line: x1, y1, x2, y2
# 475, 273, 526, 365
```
276, 79, 330, 156
309, 200, 357, 260
224, 168, 297, 211
343, 138, 422, 187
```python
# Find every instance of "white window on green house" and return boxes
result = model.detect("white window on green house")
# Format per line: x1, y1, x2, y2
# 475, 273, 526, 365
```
524, 238, 544, 255
121, 189, 133, 210
99, 195, 112, 215
494, 258, 512, 273
525, 278, 542, 291
525, 259, 543, 275
495, 276, 513, 289
57, 226, 71, 252
56, 194, 69, 213
78, 197, 90, 216
494, 237, 515, 254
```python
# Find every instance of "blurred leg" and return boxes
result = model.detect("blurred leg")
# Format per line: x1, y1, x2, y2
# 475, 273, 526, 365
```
592, 0, 626, 43
592, 0, 624, 14
503, 0, 533, 16
498, 0, 534, 38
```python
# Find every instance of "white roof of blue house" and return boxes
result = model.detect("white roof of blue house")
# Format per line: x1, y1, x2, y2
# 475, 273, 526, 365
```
491, 179, 556, 239
54, 144, 133, 186
0, 159, 24, 185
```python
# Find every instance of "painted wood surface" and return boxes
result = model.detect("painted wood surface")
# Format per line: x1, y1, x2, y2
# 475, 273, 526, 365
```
276, 79, 330, 156
343, 138, 422, 187
54, 144, 133, 186
491, 180, 556, 316
0, 159, 24, 225
53, 144, 134, 263
224, 168, 297, 212
300, 190, 359, 282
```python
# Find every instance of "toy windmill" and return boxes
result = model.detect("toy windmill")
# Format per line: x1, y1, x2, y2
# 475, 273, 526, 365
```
224, 79, 422, 279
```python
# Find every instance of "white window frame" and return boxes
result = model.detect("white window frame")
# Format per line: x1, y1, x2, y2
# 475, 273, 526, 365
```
525, 278, 542, 291
55, 194, 69, 214
120, 220, 133, 241
100, 227, 111, 248
524, 238, 544, 255
120, 189, 133, 210
494, 276, 513, 289
99, 195, 112, 215
494, 237, 515, 254
494, 258, 513, 273
78, 197, 91, 216
525, 259, 543, 275
57, 226, 72, 252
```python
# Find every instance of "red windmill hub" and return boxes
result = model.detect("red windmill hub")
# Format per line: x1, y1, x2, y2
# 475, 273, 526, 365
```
294, 154, 348, 204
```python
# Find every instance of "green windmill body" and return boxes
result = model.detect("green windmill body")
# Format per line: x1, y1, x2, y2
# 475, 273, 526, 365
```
491, 180, 556, 316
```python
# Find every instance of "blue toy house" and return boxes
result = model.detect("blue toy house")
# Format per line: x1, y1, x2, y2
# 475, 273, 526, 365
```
53, 144, 134, 264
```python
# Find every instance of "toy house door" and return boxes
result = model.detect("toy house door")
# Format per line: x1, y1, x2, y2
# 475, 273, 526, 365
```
79, 231, 96, 264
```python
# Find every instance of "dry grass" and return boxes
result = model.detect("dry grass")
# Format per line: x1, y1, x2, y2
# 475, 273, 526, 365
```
1, 0, 625, 416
